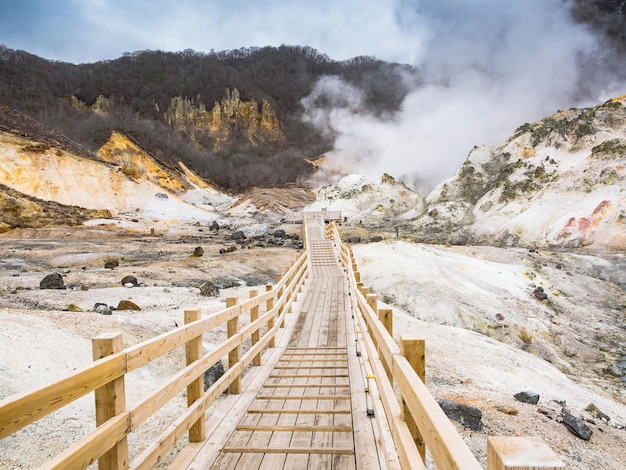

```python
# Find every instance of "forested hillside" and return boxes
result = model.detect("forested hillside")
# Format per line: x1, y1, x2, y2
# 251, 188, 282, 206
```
0, 45, 413, 190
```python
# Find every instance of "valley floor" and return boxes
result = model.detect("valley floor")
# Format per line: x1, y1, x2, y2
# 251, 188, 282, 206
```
0, 225, 624, 469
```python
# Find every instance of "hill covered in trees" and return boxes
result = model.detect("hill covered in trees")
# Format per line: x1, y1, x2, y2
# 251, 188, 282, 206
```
0, 45, 414, 191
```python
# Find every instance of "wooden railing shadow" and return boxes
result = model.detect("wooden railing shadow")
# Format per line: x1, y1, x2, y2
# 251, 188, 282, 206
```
325, 221, 565, 470
0, 249, 309, 469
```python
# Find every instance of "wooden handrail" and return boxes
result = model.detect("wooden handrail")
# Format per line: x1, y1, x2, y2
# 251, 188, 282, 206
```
0, 248, 309, 469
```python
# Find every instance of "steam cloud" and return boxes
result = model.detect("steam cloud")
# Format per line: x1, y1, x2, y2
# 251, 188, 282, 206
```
302, 0, 626, 191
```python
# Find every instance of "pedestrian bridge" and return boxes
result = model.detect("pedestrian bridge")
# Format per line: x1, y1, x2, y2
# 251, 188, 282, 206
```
0, 212, 564, 469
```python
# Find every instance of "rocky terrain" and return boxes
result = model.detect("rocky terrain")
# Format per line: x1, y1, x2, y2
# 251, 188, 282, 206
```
410, 95, 626, 250
0, 93, 624, 468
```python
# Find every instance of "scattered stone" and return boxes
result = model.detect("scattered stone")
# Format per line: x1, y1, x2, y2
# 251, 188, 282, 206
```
104, 259, 119, 269
40, 273, 66, 290
438, 399, 484, 431
273, 229, 286, 238
219, 246, 237, 254
370, 236, 383, 242
345, 236, 362, 244
191, 246, 204, 257
555, 263, 562, 269
66, 304, 83, 312
562, 409, 593, 440
203, 361, 226, 391
80, 285, 89, 291
199, 281, 220, 297
552, 398, 567, 407
231, 231, 246, 241
496, 406, 519, 416
514, 390, 540, 405
121, 275, 138, 287
495, 313, 504, 321
585, 403, 610, 422
116, 300, 140, 311
94, 303, 112, 315
209, 221, 219, 232
533, 286, 548, 301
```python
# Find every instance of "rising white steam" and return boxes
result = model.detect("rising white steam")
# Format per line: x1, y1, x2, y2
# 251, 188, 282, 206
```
302, 0, 626, 191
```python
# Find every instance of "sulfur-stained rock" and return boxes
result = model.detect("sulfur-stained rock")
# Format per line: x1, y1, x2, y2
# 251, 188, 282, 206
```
116, 300, 141, 311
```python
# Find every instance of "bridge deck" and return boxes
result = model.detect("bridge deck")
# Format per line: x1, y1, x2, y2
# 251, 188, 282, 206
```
176, 219, 384, 469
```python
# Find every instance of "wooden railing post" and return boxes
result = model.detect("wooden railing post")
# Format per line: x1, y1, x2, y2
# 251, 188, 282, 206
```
276, 273, 285, 327
366, 293, 377, 348
226, 297, 241, 394
487, 436, 565, 469
92, 333, 128, 470
266, 285, 276, 348
250, 289, 261, 366
378, 308, 393, 381
400, 335, 426, 463
184, 309, 206, 442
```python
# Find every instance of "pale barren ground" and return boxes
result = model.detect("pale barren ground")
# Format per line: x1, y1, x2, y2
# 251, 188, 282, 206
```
0, 224, 624, 469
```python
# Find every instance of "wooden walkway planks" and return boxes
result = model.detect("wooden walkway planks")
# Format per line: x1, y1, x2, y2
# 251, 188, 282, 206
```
180, 219, 383, 470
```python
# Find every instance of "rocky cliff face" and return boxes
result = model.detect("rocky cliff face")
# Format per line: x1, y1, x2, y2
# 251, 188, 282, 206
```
411, 96, 626, 250
165, 88, 285, 151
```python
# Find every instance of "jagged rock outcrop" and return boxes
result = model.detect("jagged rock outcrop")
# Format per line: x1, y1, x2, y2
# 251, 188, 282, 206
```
71, 95, 112, 115
165, 88, 285, 151
412, 95, 626, 249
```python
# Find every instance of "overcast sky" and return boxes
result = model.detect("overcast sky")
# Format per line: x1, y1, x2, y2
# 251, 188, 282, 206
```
1, 0, 625, 188
0, 0, 426, 65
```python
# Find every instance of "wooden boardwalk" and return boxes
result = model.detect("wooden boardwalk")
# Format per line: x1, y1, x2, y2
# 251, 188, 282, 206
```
180, 215, 384, 469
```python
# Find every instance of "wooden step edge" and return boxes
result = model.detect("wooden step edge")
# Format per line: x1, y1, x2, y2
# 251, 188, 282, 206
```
262, 384, 349, 388
223, 446, 355, 455
235, 425, 352, 432
247, 408, 351, 414
268, 374, 349, 378
273, 366, 349, 370
255, 394, 351, 400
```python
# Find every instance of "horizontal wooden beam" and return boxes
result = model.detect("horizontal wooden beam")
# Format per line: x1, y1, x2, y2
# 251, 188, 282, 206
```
255, 395, 350, 400
236, 425, 352, 432
247, 409, 351, 414
223, 446, 354, 454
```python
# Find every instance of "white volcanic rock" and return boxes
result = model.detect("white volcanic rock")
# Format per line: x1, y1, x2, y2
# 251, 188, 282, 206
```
412, 96, 626, 249
307, 173, 423, 224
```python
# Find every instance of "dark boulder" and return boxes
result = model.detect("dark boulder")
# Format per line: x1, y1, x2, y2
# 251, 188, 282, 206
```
439, 399, 484, 431
231, 231, 246, 241
200, 281, 220, 297
191, 246, 204, 257
121, 275, 138, 287
273, 229, 286, 238
209, 221, 219, 232
40, 273, 65, 290
104, 259, 119, 269
562, 409, 593, 440
533, 286, 548, 301
370, 236, 383, 243
204, 361, 225, 391
514, 390, 540, 405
